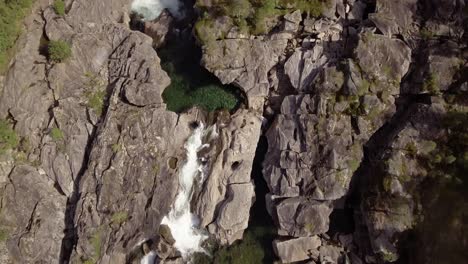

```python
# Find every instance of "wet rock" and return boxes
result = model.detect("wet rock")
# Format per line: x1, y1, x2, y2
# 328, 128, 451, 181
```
144, 10, 174, 48
159, 225, 175, 245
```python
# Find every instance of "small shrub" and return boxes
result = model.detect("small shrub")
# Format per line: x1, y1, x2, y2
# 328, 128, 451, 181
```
279, 0, 325, 17
304, 222, 315, 233
194, 18, 217, 45
111, 211, 128, 225
0, 229, 8, 242
420, 28, 434, 40
348, 159, 360, 171
191, 85, 238, 112
358, 79, 371, 96
0, 119, 19, 154
405, 142, 418, 157
422, 73, 440, 95
90, 229, 102, 261
53, 0, 65, 16
0, 0, 34, 71
224, 0, 251, 19
86, 90, 106, 115
111, 143, 122, 153
50, 127, 64, 140
48, 40, 72, 62
162, 64, 239, 113
381, 250, 399, 262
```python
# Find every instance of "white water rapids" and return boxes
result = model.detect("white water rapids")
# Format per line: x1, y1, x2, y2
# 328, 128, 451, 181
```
131, 0, 183, 21
160, 123, 208, 258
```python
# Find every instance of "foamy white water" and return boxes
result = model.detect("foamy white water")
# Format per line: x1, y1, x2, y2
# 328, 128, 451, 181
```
161, 124, 207, 257
140, 251, 157, 264
131, 0, 183, 20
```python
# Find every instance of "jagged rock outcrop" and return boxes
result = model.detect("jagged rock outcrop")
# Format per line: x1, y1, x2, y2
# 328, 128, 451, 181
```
369, 0, 418, 38
196, 109, 262, 245
0, 0, 262, 263
1, 0, 466, 263
144, 10, 174, 48
273, 236, 321, 263
201, 36, 289, 110
0, 165, 66, 263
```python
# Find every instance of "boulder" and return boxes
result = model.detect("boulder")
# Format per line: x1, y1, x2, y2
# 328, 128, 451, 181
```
197, 109, 262, 245
369, 0, 418, 38
275, 197, 333, 237
273, 236, 321, 263
201, 37, 288, 110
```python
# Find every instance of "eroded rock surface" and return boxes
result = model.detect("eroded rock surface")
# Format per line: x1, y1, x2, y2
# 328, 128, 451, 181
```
0, 0, 467, 263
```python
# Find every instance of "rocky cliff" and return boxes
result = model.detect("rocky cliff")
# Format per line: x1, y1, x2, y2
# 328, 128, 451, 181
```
196, 0, 467, 263
0, 0, 467, 263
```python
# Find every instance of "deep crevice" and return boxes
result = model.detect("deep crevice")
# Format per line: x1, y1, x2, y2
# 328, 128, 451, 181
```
58, 83, 115, 264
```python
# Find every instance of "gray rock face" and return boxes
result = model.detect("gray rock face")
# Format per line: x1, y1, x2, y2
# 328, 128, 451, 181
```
262, 5, 414, 263
369, 0, 418, 37
276, 197, 333, 237
201, 37, 289, 110
0, 0, 465, 263
284, 45, 329, 92
273, 236, 321, 263
0, 0, 262, 262
360, 102, 448, 261
355, 33, 411, 85
0, 165, 66, 264
197, 109, 262, 245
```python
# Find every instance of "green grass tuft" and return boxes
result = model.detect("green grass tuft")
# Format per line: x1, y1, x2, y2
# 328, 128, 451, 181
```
86, 90, 106, 116
90, 229, 102, 261
0, 229, 8, 242
53, 0, 65, 16
0, 0, 33, 71
111, 211, 128, 225
195, 0, 327, 42
0, 119, 19, 154
48, 40, 72, 63
50, 127, 64, 141
422, 73, 440, 95
193, 226, 275, 264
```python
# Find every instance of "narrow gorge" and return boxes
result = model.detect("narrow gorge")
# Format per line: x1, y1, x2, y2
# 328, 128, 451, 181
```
0, 0, 466, 264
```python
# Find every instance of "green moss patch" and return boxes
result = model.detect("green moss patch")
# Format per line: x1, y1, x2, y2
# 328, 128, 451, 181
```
0, 119, 19, 154
53, 0, 65, 16
159, 40, 241, 113
193, 226, 275, 264
195, 0, 328, 43
0, 0, 33, 71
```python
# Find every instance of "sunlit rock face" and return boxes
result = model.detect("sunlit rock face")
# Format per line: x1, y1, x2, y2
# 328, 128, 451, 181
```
131, 0, 183, 20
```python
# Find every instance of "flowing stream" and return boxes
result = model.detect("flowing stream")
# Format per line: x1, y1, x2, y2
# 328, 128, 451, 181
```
161, 123, 207, 257
130, 0, 183, 20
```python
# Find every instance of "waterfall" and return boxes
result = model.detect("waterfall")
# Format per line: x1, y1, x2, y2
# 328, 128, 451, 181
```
161, 123, 208, 257
140, 251, 157, 264
130, 0, 183, 21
